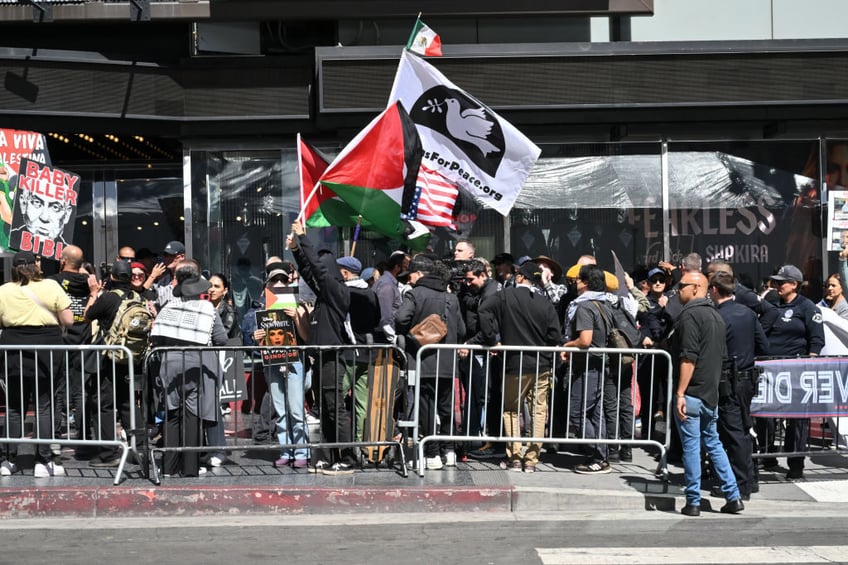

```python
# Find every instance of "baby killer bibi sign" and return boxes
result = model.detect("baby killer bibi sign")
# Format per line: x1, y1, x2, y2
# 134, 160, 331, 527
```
0, 128, 51, 252
9, 157, 79, 261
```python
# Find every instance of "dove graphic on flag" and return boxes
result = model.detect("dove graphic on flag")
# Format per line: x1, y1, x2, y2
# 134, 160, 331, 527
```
389, 50, 541, 216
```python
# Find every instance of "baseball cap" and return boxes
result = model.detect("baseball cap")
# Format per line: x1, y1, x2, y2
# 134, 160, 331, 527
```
647, 267, 666, 280
130, 262, 147, 274
399, 255, 435, 278
163, 241, 186, 255
12, 251, 37, 266
336, 256, 362, 275
361, 267, 375, 281
111, 260, 132, 282
518, 261, 543, 285
770, 264, 803, 283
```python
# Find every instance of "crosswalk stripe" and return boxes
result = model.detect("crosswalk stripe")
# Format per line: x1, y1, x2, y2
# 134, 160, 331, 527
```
797, 479, 848, 502
536, 546, 848, 564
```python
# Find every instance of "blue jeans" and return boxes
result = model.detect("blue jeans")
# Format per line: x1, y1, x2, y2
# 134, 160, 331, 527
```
674, 394, 740, 506
267, 361, 309, 461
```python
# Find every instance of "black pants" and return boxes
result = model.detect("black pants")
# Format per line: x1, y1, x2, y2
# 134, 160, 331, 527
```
459, 354, 487, 438
94, 362, 143, 461
0, 326, 64, 464
716, 379, 755, 496
419, 378, 454, 458
318, 356, 356, 465
604, 364, 634, 442
162, 406, 202, 476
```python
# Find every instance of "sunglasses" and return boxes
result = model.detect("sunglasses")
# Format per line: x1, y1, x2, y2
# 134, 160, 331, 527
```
120, 256, 135, 261
678, 282, 696, 290
649, 278, 665, 284
131, 272, 146, 280
268, 275, 290, 284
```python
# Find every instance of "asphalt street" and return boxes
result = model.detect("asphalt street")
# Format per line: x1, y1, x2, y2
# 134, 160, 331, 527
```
2, 510, 846, 565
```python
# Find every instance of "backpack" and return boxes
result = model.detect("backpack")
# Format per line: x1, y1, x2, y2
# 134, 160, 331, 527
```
103, 289, 153, 365
592, 300, 640, 370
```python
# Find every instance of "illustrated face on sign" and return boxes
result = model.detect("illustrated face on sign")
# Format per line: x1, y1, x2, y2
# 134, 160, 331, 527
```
19, 190, 72, 239
268, 327, 286, 346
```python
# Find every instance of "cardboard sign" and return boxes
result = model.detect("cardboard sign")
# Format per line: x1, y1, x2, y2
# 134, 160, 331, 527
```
0, 129, 51, 252
255, 308, 298, 366
8, 157, 78, 260
218, 337, 246, 402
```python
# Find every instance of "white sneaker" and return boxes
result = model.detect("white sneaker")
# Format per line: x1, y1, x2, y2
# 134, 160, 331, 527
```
308, 460, 330, 474
0, 461, 18, 476
209, 456, 224, 467
34, 462, 66, 478
198, 466, 207, 475
426, 456, 444, 470
50, 443, 62, 456
306, 413, 320, 425
444, 451, 457, 467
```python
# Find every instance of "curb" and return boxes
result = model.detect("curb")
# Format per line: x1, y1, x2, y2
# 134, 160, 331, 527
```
0, 486, 514, 518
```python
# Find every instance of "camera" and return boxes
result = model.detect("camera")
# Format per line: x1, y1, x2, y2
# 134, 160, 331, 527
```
443, 259, 473, 293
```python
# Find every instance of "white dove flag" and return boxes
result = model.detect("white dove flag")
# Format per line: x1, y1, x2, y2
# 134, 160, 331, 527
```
389, 50, 541, 216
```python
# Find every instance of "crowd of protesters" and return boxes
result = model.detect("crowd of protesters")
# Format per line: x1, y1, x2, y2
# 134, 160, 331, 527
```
0, 227, 831, 510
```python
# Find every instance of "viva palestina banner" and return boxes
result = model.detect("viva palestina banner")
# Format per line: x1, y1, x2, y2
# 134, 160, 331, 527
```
751, 356, 848, 418
8, 158, 78, 261
317, 101, 430, 249
0, 129, 52, 252
389, 50, 541, 216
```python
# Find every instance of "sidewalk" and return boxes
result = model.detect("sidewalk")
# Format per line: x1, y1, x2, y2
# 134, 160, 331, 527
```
1, 437, 846, 518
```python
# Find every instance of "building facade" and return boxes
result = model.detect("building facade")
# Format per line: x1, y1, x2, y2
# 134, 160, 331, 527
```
1, 0, 846, 302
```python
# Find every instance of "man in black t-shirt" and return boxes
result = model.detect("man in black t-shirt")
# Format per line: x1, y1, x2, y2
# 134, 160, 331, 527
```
671, 271, 744, 517
50, 245, 95, 439
562, 264, 610, 474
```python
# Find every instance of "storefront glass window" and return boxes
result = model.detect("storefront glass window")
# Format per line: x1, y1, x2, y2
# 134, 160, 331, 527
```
514, 142, 662, 275
667, 140, 821, 299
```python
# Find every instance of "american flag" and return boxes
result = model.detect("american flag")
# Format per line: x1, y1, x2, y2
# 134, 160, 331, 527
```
406, 165, 458, 230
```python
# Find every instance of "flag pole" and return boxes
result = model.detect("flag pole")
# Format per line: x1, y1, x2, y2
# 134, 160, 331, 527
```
350, 215, 363, 257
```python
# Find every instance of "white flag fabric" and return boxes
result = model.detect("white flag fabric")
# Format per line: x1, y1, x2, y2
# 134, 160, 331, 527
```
389, 50, 541, 216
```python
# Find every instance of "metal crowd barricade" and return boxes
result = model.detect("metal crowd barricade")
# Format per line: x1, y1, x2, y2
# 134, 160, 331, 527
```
144, 343, 408, 483
0, 344, 140, 485
410, 344, 674, 479
750, 355, 848, 463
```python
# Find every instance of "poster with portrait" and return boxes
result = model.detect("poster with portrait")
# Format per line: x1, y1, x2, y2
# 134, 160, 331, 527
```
827, 190, 848, 251
0, 129, 52, 253
8, 157, 78, 261
255, 308, 298, 366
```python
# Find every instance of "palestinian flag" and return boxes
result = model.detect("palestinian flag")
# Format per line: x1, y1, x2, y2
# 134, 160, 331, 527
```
406, 17, 442, 57
318, 101, 430, 249
298, 134, 367, 228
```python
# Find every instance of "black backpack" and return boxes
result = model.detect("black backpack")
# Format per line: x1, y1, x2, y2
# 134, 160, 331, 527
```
592, 300, 640, 369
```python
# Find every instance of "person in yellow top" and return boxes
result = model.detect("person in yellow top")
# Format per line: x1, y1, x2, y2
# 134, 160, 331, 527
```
0, 250, 73, 478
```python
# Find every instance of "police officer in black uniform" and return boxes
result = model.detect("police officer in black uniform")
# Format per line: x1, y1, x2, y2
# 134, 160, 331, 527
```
708, 271, 769, 500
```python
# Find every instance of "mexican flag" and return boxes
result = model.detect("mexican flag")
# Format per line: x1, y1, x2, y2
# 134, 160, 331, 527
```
318, 101, 430, 249
298, 134, 368, 229
406, 17, 442, 57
